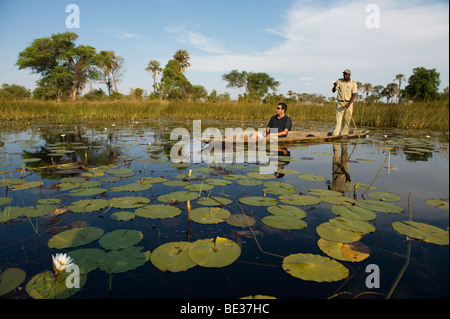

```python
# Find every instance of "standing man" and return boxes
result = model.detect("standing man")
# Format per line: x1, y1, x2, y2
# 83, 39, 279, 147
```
332, 69, 357, 136
265, 102, 292, 138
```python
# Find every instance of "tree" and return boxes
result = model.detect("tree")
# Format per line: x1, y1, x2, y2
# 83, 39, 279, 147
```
393, 74, 406, 103
362, 83, 373, 101
382, 83, 399, 103
0, 83, 31, 99
173, 49, 190, 73
222, 70, 280, 101
158, 60, 192, 100
145, 60, 163, 92
98, 51, 125, 94
16, 32, 101, 101
404, 67, 441, 101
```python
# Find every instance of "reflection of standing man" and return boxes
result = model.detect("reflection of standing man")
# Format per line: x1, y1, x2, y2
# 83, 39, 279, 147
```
332, 69, 357, 136
331, 142, 350, 193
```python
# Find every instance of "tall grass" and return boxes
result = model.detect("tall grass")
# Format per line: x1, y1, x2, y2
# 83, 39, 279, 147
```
0, 98, 448, 130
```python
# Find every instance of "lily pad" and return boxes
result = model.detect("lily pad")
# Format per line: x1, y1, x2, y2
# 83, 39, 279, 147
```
0, 206, 27, 222
425, 198, 449, 210
262, 215, 307, 230
236, 179, 262, 186
99, 246, 150, 273
190, 207, 231, 224
226, 214, 256, 228
109, 196, 150, 209
329, 217, 375, 234
188, 237, 241, 268
317, 238, 371, 262
0, 197, 12, 206
320, 196, 356, 205
135, 204, 181, 219
150, 242, 197, 272
110, 182, 152, 192
267, 205, 306, 219
309, 189, 343, 197
184, 183, 214, 192
205, 179, 232, 186
111, 211, 135, 221
99, 229, 143, 250
263, 187, 296, 195
298, 174, 325, 181
25, 271, 86, 299
48, 227, 105, 249
10, 181, 44, 191
392, 221, 449, 245
247, 172, 275, 179
330, 205, 376, 221
282, 253, 349, 282
316, 222, 363, 243
368, 191, 402, 202
279, 194, 321, 206
69, 187, 107, 197
355, 200, 404, 213
144, 177, 168, 183
68, 199, 109, 213
239, 196, 278, 207
23, 204, 56, 218
0, 268, 26, 296
68, 248, 106, 274
197, 196, 232, 206
157, 191, 198, 202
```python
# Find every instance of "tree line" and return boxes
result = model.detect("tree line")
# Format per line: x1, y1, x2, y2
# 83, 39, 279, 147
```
1, 31, 447, 103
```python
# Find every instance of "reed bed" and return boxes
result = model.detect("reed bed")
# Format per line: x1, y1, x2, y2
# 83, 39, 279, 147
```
1, 99, 448, 130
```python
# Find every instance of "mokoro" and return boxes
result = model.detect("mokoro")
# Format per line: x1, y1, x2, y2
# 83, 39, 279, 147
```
199, 130, 369, 144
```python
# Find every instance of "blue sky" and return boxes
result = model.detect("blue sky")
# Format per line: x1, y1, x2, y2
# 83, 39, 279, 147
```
0, 0, 448, 99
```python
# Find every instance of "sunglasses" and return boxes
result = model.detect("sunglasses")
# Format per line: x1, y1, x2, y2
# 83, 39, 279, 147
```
276, 107, 282, 110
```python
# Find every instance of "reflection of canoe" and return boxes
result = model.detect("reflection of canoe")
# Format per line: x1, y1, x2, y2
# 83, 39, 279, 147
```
200, 130, 369, 144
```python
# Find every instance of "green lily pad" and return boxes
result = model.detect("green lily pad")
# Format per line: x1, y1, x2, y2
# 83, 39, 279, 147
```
0, 206, 27, 222
298, 174, 325, 181
355, 200, 404, 213
69, 187, 107, 197
22, 157, 42, 163
425, 198, 449, 210
184, 183, 214, 191
263, 187, 296, 195
99, 229, 143, 250
188, 237, 241, 268
37, 198, 61, 204
68, 248, 106, 274
135, 204, 181, 219
309, 189, 343, 197
223, 174, 248, 180
58, 180, 102, 191
143, 177, 168, 183
282, 253, 349, 282
267, 205, 306, 219
226, 214, 256, 227
262, 215, 307, 230
317, 238, 371, 262
279, 194, 321, 206
157, 191, 198, 202
205, 179, 232, 186
68, 199, 109, 213
247, 172, 275, 179
239, 196, 278, 207
25, 271, 86, 299
392, 221, 449, 245
236, 179, 262, 186
98, 176, 122, 183
330, 205, 376, 221
48, 227, 105, 249
23, 204, 56, 217
0, 268, 26, 297
263, 181, 294, 189
320, 196, 356, 205
111, 211, 135, 221
329, 217, 375, 234
164, 180, 189, 187
109, 196, 150, 209
197, 196, 232, 206
110, 182, 152, 192
105, 167, 135, 177
190, 207, 231, 224
0, 197, 12, 206
150, 242, 197, 273
10, 181, 44, 191
99, 246, 150, 273
316, 222, 363, 243
368, 191, 402, 202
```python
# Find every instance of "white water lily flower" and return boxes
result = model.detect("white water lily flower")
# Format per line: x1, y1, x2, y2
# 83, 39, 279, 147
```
52, 253, 74, 274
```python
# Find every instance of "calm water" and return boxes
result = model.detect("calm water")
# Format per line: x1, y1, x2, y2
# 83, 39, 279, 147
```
0, 119, 448, 299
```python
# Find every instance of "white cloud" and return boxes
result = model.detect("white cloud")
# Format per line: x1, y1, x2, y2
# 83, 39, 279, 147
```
102, 26, 145, 39
189, 0, 449, 95
166, 25, 226, 54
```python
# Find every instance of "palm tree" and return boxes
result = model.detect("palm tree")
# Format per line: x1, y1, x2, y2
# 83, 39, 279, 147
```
362, 83, 373, 102
394, 74, 406, 103
145, 60, 162, 92
173, 49, 190, 73
385, 83, 399, 103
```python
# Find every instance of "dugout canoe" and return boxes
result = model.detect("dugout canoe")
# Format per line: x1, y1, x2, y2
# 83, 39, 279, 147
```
199, 130, 369, 144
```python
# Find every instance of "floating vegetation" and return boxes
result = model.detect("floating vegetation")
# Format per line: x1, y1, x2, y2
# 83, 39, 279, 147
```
392, 221, 449, 245
48, 227, 105, 249
150, 241, 197, 273
187, 237, 241, 268
0, 268, 26, 296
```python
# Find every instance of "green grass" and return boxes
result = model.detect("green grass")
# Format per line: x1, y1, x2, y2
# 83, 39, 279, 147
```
1, 99, 448, 130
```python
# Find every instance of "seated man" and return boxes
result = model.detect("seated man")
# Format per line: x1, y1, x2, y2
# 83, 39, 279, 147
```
265, 102, 292, 138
